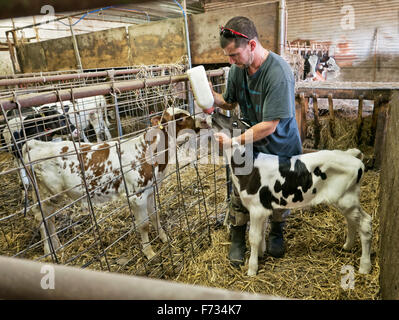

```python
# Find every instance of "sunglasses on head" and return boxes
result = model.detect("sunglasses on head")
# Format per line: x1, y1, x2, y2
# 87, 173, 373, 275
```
220, 26, 249, 39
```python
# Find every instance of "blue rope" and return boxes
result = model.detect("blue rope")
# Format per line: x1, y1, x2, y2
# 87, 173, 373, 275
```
173, 0, 186, 18
57, 6, 150, 27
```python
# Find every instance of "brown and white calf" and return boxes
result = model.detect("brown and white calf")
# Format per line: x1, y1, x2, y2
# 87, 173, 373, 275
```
211, 112, 372, 276
22, 107, 207, 257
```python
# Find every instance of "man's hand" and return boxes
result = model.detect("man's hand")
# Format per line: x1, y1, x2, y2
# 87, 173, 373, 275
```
214, 132, 233, 150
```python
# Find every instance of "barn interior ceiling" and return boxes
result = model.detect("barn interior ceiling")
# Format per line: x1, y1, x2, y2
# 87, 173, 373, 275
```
0, 0, 205, 21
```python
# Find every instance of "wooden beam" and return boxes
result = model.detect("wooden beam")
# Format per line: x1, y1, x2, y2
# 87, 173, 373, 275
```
370, 94, 382, 146
296, 88, 392, 101
299, 93, 307, 142
328, 93, 335, 138
312, 93, 320, 149
295, 92, 306, 143
378, 90, 399, 300
357, 95, 364, 145
374, 101, 389, 169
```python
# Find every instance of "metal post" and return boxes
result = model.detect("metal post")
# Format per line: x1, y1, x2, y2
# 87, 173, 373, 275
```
279, 0, 286, 55
32, 16, 40, 41
6, 32, 17, 75
0, 69, 225, 110
68, 17, 83, 72
181, 0, 194, 115
0, 255, 286, 300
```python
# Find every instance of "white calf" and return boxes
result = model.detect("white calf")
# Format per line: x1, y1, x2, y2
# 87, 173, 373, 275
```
22, 107, 208, 257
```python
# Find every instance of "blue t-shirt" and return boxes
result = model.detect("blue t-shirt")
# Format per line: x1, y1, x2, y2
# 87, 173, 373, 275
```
223, 51, 302, 157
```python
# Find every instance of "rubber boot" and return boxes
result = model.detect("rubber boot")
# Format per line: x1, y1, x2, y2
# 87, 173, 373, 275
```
267, 221, 285, 258
228, 224, 247, 267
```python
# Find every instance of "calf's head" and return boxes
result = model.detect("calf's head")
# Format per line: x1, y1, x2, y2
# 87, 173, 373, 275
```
36, 106, 76, 138
150, 107, 210, 139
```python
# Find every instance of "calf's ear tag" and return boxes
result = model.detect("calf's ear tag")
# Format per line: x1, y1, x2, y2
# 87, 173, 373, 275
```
158, 121, 164, 130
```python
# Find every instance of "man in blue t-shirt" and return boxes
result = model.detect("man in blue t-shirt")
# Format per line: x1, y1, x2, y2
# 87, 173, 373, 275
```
210, 16, 302, 267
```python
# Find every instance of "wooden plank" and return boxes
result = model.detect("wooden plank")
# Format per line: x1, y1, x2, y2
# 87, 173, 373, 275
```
295, 92, 307, 143
15, 42, 47, 73
77, 27, 131, 69
295, 88, 392, 101
356, 95, 364, 144
312, 94, 320, 149
379, 90, 399, 300
300, 93, 307, 143
328, 93, 335, 138
41, 37, 76, 72
128, 17, 186, 65
373, 101, 389, 169
370, 94, 383, 146
295, 95, 302, 142
188, 2, 279, 64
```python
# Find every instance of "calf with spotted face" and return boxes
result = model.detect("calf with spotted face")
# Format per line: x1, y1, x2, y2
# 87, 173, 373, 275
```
22, 107, 207, 258
211, 111, 372, 276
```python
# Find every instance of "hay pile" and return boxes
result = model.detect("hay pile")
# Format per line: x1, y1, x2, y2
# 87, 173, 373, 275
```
168, 104, 381, 300
172, 170, 381, 300
303, 106, 375, 160
0, 152, 229, 279
0, 152, 41, 258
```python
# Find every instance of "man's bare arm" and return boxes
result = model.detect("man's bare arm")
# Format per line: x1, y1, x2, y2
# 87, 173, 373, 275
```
234, 120, 279, 144
209, 82, 236, 110
212, 91, 237, 110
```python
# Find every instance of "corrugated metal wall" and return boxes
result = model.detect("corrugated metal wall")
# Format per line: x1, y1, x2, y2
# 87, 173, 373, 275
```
203, 0, 399, 81
286, 0, 399, 81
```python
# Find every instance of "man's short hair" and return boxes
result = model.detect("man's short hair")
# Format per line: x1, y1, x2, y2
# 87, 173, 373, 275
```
220, 16, 259, 49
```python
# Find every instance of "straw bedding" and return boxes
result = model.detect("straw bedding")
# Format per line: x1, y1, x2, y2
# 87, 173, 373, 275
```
0, 109, 381, 299
172, 169, 380, 300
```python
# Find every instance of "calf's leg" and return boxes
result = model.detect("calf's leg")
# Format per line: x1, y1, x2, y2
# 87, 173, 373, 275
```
339, 193, 372, 274
358, 207, 372, 274
147, 192, 168, 243
34, 207, 60, 255
132, 197, 156, 260
248, 210, 270, 276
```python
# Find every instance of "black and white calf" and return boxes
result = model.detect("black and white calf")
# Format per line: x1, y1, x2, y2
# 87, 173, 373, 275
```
211, 112, 372, 276
1, 106, 76, 187
42, 96, 111, 143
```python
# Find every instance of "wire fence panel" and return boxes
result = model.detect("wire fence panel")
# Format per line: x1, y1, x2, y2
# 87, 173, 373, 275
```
0, 65, 229, 279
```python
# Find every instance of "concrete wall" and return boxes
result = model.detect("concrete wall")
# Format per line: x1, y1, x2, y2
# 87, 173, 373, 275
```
0, 14, 130, 75
0, 51, 13, 74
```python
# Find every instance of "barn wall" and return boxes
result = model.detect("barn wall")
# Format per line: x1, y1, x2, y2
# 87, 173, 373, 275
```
286, 0, 399, 81
189, 1, 279, 64
77, 27, 131, 69
128, 18, 186, 65
0, 51, 13, 74
378, 90, 399, 300
13, 3, 279, 73
15, 26, 132, 73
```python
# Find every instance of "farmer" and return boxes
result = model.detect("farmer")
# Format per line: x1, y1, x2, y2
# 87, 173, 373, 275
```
209, 16, 302, 266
